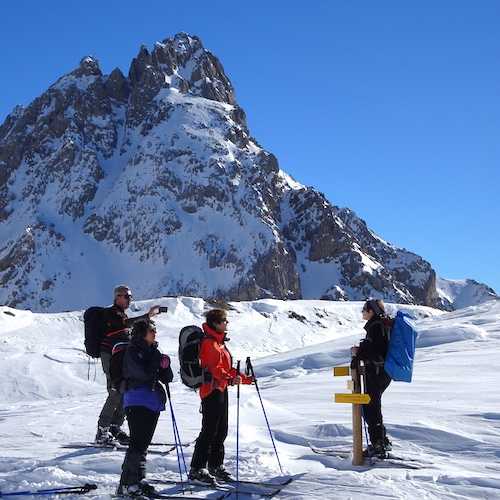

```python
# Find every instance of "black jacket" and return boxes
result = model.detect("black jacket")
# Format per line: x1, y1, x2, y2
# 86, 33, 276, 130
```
100, 304, 149, 354
356, 316, 390, 364
123, 338, 173, 392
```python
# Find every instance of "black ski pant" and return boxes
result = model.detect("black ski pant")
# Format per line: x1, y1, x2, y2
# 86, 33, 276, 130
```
191, 388, 228, 471
98, 351, 125, 428
363, 365, 391, 446
120, 406, 159, 486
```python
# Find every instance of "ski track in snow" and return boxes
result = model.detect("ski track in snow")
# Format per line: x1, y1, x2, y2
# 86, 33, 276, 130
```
1, 298, 500, 499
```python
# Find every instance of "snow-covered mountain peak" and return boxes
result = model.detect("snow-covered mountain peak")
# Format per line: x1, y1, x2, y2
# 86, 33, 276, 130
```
0, 32, 497, 312
127, 32, 237, 107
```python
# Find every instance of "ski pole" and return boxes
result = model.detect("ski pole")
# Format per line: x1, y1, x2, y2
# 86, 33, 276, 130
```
235, 360, 241, 499
166, 384, 190, 489
245, 357, 284, 475
361, 405, 373, 464
0, 484, 97, 496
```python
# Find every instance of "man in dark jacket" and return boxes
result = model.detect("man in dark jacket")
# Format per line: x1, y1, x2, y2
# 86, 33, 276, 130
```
95, 285, 161, 446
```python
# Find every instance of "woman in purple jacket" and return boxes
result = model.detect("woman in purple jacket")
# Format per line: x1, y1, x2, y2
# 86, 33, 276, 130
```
117, 319, 173, 498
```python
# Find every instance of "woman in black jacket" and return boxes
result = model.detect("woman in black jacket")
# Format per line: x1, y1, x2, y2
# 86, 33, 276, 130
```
350, 299, 392, 458
117, 319, 173, 498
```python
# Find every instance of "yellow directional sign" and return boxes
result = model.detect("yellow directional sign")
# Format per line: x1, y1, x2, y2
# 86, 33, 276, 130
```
335, 393, 371, 404
333, 366, 350, 377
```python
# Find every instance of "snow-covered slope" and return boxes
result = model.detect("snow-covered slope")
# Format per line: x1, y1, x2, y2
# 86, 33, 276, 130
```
1, 297, 499, 499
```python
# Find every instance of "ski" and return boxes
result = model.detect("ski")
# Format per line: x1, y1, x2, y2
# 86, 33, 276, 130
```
114, 493, 230, 500
153, 479, 284, 498
115, 493, 230, 500
364, 456, 422, 470
308, 443, 424, 470
197, 483, 283, 498
149, 443, 187, 447
0, 484, 97, 496
225, 477, 293, 488
153, 476, 292, 489
229, 484, 285, 498
377, 453, 428, 464
308, 443, 351, 457
61, 443, 181, 455
62, 443, 127, 451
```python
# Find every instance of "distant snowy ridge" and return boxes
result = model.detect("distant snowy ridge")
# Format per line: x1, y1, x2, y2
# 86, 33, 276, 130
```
436, 277, 498, 310
0, 32, 497, 312
0, 297, 445, 404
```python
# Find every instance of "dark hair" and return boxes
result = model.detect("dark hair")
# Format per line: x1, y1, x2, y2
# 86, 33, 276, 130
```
364, 299, 386, 318
131, 319, 155, 340
205, 308, 227, 330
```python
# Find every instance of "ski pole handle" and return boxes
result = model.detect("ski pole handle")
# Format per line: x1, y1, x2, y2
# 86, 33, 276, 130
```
245, 356, 249, 375
245, 356, 252, 376
245, 357, 259, 389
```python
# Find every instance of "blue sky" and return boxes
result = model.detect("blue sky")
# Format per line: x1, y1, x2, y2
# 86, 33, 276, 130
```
1, 1, 499, 295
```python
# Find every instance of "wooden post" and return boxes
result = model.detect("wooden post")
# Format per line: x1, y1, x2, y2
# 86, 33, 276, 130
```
351, 360, 364, 466
334, 363, 369, 466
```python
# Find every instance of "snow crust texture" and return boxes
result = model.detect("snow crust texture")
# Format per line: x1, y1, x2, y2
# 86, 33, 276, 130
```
1, 297, 500, 499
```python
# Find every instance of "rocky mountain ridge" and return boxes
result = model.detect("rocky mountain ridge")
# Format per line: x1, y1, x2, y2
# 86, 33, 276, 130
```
0, 32, 497, 312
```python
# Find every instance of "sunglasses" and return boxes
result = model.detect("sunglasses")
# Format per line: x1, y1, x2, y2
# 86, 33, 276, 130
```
361, 308, 370, 312
220, 318, 229, 323
147, 327, 157, 333
117, 294, 133, 299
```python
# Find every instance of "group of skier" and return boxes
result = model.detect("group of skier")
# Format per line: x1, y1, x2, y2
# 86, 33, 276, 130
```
95, 286, 392, 498
95, 285, 254, 498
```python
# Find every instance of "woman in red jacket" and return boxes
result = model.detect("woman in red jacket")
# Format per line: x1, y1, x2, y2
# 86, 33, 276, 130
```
189, 308, 254, 485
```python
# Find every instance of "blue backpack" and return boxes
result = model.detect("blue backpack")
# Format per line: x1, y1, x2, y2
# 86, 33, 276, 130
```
384, 311, 419, 383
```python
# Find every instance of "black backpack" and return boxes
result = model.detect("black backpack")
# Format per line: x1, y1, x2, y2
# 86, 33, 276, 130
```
84, 306, 108, 358
178, 325, 214, 388
109, 341, 130, 395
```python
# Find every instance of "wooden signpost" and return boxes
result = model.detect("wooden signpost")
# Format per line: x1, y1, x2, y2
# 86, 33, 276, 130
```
334, 360, 370, 466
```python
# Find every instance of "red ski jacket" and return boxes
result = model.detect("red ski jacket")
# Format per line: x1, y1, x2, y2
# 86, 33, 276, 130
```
198, 323, 252, 399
